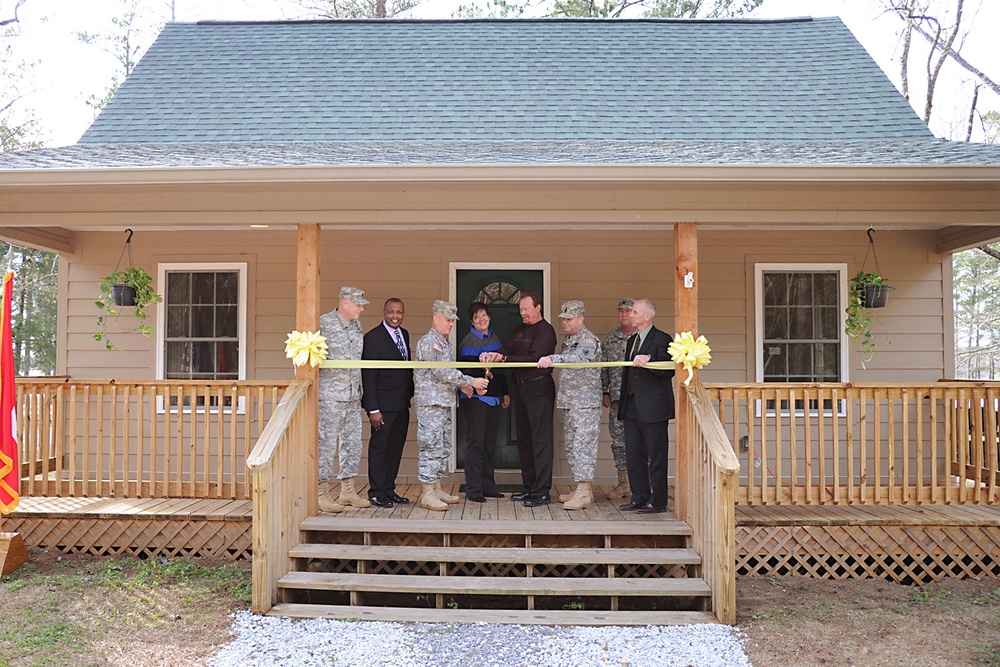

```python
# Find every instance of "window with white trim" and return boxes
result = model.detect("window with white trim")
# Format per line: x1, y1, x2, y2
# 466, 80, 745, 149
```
755, 263, 849, 412
156, 263, 247, 409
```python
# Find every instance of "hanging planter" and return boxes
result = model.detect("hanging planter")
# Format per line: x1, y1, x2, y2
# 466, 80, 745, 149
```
845, 228, 894, 368
111, 284, 137, 307
95, 229, 163, 350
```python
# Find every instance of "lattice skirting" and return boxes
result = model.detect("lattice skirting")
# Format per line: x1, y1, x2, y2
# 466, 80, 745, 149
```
2, 516, 251, 561
736, 525, 1000, 584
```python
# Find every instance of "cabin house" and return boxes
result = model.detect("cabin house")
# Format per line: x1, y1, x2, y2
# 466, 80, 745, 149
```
0, 18, 998, 624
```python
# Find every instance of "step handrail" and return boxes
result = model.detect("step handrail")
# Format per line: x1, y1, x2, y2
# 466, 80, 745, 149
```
686, 381, 740, 624
246, 379, 312, 613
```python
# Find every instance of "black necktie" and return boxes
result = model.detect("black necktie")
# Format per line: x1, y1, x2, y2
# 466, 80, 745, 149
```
619, 333, 639, 420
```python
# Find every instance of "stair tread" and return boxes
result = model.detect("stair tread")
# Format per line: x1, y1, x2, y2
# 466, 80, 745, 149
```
268, 603, 719, 626
278, 571, 711, 596
301, 516, 692, 535
290, 543, 702, 565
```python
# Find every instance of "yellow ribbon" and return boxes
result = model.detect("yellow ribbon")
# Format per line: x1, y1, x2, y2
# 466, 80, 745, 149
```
317, 360, 675, 370
668, 331, 712, 387
284, 330, 329, 368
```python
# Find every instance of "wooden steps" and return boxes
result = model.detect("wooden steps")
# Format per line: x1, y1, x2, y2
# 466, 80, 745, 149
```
268, 603, 719, 626
274, 514, 714, 625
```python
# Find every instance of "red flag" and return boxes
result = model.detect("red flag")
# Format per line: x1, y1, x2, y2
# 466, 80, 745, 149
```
0, 271, 19, 514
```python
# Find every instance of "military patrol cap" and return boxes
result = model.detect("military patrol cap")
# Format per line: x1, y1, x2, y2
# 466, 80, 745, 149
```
432, 299, 459, 320
617, 298, 635, 310
558, 300, 585, 318
339, 286, 369, 305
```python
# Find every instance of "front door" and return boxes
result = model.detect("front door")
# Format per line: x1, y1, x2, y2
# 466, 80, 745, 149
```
454, 268, 545, 470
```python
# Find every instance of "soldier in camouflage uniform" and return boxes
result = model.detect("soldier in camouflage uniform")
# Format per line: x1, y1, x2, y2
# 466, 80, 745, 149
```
538, 300, 602, 510
601, 298, 636, 498
317, 286, 369, 513
414, 300, 489, 511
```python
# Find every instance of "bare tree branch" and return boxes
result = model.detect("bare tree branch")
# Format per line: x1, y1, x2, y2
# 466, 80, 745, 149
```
964, 84, 979, 142
979, 244, 1000, 261
0, 0, 27, 28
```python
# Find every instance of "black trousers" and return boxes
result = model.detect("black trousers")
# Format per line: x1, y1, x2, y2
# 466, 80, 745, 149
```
462, 398, 500, 497
622, 396, 670, 508
366, 407, 409, 498
514, 376, 555, 496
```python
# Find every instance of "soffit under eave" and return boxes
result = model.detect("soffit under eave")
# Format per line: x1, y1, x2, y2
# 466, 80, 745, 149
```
937, 226, 1000, 254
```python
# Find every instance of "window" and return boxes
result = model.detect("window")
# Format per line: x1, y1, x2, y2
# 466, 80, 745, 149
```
156, 263, 247, 409
755, 264, 848, 413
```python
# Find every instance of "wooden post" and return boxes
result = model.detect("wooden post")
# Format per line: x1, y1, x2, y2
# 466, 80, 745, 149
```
297, 224, 321, 515
674, 222, 698, 521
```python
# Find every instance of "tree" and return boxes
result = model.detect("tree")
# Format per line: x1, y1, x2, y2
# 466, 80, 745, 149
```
880, 0, 998, 141
295, 0, 420, 19
0, 243, 58, 376
77, 0, 164, 111
455, 0, 759, 19
1, 0, 42, 151
953, 243, 1000, 379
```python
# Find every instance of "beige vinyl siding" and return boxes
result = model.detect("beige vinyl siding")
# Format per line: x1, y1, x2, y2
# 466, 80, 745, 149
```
59, 226, 948, 484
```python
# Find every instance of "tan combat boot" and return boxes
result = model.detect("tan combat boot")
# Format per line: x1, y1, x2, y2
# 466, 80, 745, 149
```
420, 483, 448, 511
434, 480, 460, 504
558, 487, 575, 502
563, 481, 593, 511
318, 481, 344, 514
608, 470, 631, 499
337, 477, 371, 508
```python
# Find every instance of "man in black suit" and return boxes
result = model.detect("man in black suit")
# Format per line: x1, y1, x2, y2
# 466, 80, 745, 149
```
362, 298, 414, 508
618, 298, 675, 514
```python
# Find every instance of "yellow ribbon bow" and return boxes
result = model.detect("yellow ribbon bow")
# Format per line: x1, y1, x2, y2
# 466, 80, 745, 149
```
668, 331, 712, 387
284, 330, 329, 368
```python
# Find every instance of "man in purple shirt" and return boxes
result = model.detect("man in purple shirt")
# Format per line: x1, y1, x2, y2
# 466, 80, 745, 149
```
481, 290, 557, 506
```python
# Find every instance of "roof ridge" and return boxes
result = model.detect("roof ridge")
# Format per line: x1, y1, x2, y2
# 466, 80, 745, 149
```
189, 17, 820, 26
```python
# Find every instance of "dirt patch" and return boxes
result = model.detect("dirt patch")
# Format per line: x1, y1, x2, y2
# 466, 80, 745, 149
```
1, 548, 999, 666
737, 576, 1000, 666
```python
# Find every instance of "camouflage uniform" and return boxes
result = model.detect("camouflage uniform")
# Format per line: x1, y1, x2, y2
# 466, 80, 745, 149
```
318, 309, 364, 482
549, 324, 602, 482
601, 325, 633, 473
414, 328, 478, 485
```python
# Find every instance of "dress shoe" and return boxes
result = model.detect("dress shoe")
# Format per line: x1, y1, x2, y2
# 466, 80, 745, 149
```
619, 500, 646, 511
390, 492, 410, 504
524, 494, 550, 507
466, 494, 486, 503
484, 490, 505, 498
511, 491, 531, 501
368, 494, 394, 508
636, 503, 667, 514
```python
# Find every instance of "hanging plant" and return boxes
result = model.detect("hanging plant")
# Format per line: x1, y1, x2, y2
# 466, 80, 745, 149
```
845, 229, 894, 368
94, 230, 163, 350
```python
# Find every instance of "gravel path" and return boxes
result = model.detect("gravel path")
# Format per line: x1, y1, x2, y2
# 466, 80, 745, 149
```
207, 612, 753, 667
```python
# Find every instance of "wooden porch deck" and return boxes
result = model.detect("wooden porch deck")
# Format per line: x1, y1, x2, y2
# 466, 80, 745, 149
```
6, 484, 996, 590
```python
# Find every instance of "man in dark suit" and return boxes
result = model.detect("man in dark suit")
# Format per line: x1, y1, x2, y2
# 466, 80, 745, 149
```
362, 298, 414, 508
618, 298, 675, 514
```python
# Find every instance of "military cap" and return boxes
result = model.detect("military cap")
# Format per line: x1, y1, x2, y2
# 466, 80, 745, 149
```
432, 299, 459, 320
558, 300, 585, 318
617, 298, 635, 310
339, 286, 369, 305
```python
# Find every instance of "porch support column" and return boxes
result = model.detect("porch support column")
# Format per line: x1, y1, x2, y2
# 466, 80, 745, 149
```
674, 222, 698, 522
296, 224, 321, 514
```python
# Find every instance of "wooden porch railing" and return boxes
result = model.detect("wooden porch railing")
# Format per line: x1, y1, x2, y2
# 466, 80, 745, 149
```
685, 381, 740, 624
704, 382, 1000, 506
246, 380, 312, 613
15, 379, 290, 500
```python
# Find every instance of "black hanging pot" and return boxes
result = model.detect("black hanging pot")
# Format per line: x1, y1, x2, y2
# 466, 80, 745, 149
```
863, 284, 891, 309
112, 284, 137, 307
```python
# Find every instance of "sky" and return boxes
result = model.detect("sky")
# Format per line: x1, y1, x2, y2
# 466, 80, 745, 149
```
5, 0, 999, 147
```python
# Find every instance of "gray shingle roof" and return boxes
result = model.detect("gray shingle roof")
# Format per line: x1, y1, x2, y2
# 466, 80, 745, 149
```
4, 139, 1000, 170
78, 18, 932, 145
